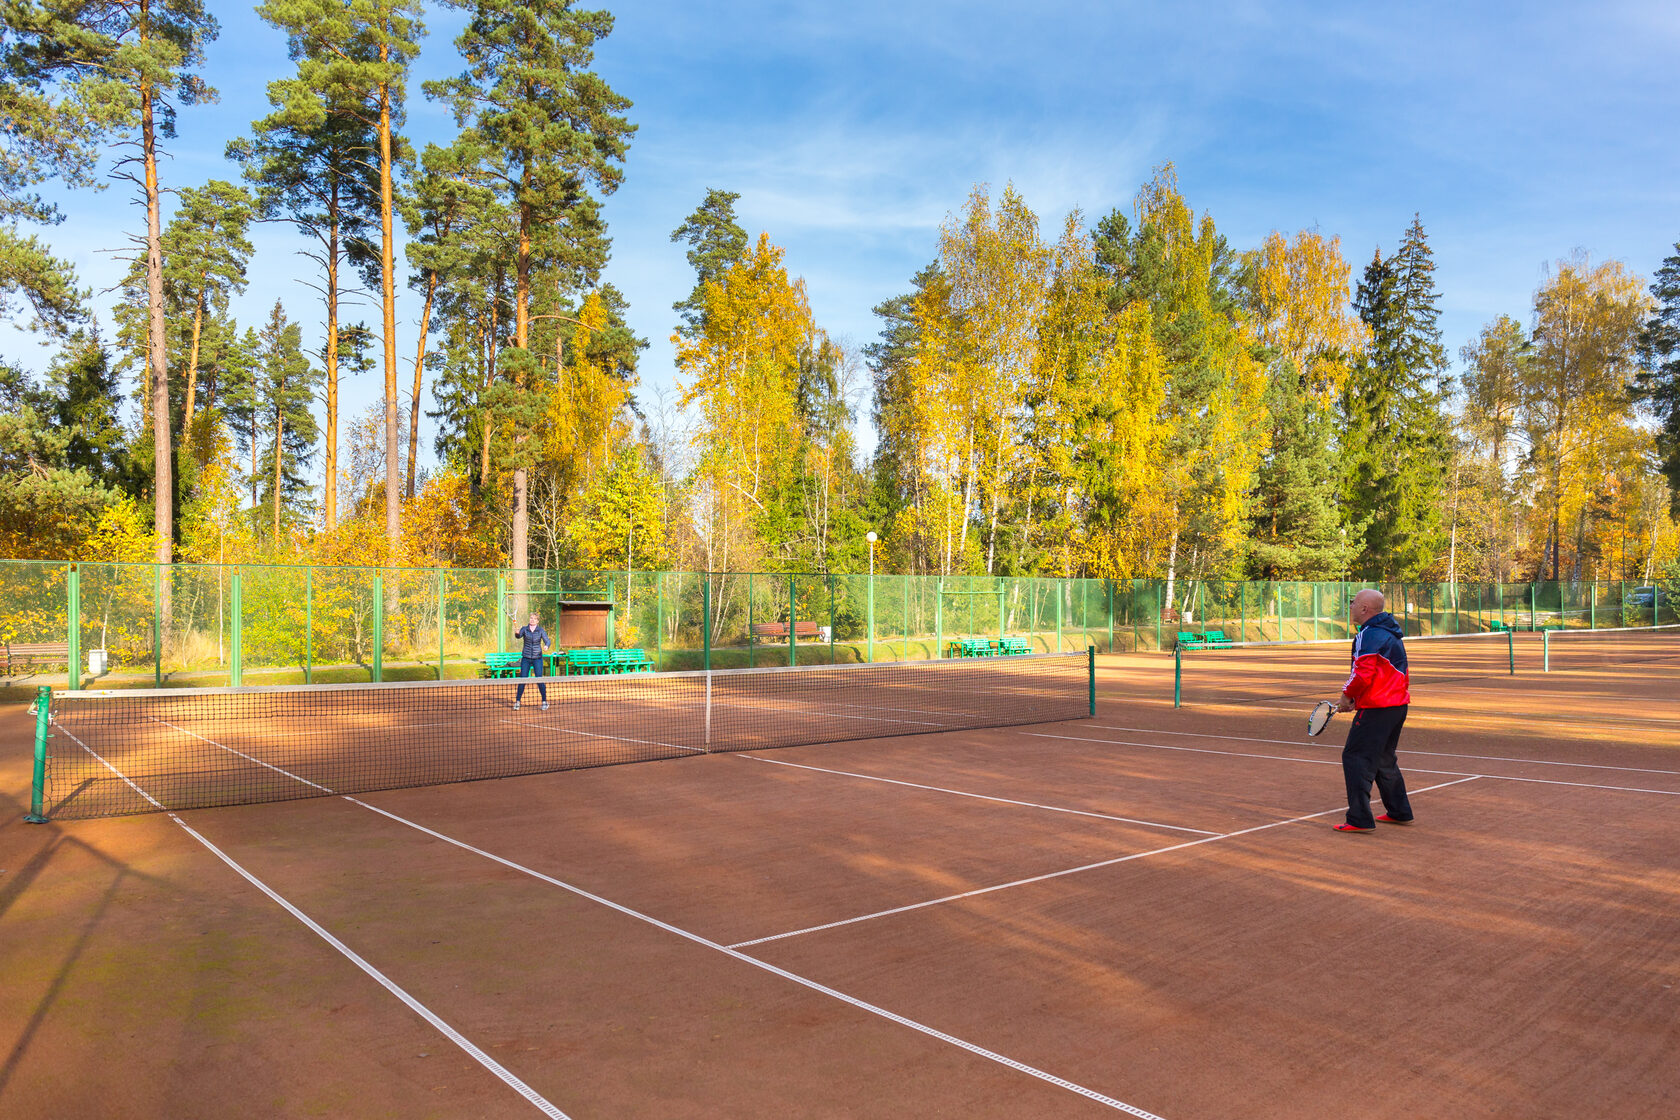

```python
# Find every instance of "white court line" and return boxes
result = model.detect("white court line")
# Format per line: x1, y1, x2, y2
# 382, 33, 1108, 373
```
348, 798, 1166, 1119
49, 725, 569, 1119
726, 778, 1482, 949
86, 718, 1165, 1117
1025, 732, 1680, 797
499, 719, 705, 754
735, 754, 1218, 836
1089, 725, 1680, 777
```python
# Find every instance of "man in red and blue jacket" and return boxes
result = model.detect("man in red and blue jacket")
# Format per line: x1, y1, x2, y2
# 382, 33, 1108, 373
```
1333, 589, 1415, 833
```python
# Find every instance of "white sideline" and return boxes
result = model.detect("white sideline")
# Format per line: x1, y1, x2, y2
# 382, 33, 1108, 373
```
51, 726, 570, 1119
1088, 724, 1680, 776
87, 718, 1167, 1117
727, 777, 1482, 948
1025, 731, 1680, 796
735, 753, 1219, 836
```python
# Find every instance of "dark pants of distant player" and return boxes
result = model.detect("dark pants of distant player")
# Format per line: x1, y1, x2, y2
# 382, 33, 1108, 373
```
1342, 704, 1413, 829
515, 655, 547, 703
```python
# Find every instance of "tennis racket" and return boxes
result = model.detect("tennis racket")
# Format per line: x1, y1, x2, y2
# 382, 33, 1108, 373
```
1307, 700, 1337, 737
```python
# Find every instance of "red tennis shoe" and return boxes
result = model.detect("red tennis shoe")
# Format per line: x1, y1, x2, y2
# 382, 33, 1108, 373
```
1333, 823, 1376, 833
1375, 814, 1413, 825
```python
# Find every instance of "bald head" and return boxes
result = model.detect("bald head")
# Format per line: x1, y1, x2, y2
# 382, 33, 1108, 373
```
1350, 589, 1385, 626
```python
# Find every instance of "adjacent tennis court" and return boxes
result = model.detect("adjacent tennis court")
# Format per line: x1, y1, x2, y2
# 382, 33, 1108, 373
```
3, 631, 1677, 1118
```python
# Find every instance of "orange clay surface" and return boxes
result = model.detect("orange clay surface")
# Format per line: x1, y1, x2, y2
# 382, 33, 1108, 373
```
2, 634, 1678, 1119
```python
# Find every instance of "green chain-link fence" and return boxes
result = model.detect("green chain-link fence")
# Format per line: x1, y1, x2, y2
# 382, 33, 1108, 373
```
3, 558, 1675, 689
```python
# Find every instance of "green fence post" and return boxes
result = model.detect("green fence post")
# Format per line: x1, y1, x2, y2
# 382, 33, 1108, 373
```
304, 567, 313, 684
66, 563, 80, 690
656, 576, 664, 669
152, 562, 162, 686
1589, 580, 1595, 630
606, 581, 616, 653
903, 575, 911, 659
787, 574, 796, 668
1087, 645, 1096, 715
229, 569, 243, 687
1508, 627, 1516, 675
1055, 580, 1064, 653
934, 580, 944, 657
866, 572, 875, 664
1173, 645, 1183, 708
437, 569, 446, 681
1313, 583, 1320, 641
1106, 580, 1114, 653
746, 572, 754, 668
702, 576, 712, 670
828, 574, 836, 664
371, 574, 383, 683
26, 686, 50, 823
1239, 583, 1246, 642
1530, 583, 1537, 631
1154, 580, 1161, 652
496, 575, 507, 652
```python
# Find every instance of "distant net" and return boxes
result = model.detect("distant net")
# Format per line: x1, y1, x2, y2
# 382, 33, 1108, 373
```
36, 654, 1091, 820
1542, 623, 1680, 673
1174, 630, 1515, 707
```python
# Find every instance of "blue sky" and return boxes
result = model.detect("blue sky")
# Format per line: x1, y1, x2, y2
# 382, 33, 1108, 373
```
14, 0, 1680, 475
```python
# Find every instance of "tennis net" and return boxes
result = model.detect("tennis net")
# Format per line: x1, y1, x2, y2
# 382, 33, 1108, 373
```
29, 652, 1093, 821
1173, 630, 1516, 707
1541, 623, 1680, 673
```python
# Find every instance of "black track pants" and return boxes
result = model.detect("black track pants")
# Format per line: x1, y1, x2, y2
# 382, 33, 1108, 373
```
1342, 704, 1413, 829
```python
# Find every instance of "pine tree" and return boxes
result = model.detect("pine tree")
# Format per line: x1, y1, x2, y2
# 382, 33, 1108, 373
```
1637, 242, 1680, 512
8, 0, 219, 579
427, 0, 635, 574
230, 45, 380, 531
670, 188, 747, 339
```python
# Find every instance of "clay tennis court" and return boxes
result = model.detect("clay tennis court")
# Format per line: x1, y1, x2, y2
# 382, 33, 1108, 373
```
2, 635, 1677, 1118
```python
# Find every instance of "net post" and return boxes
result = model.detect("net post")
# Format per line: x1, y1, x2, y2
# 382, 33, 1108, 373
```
305, 567, 313, 684
229, 569, 243, 687
702, 575, 712, 671
704, 668, 713, 748
1087, 645, 1095, 716
371, 574, 384, 682
787, 573, 796, 668
1508, 627, 1515, 675
66, 562, 80, 690
26, 686, 50, 823
1173, 645, 1182, 708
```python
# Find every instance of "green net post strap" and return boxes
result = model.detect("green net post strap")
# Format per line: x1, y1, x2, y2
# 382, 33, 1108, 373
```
27, 685, 50, 822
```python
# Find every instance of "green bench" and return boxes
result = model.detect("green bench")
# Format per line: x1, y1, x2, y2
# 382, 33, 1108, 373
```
947, 638, 996, 658
996, 638, 1030, 656
559, 648, 654, 675
1176, 630, 1234, 651
1200, 629, 1234, 648
482, 650, 522, 678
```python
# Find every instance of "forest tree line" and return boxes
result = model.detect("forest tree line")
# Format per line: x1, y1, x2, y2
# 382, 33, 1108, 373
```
3, 3, 1680, 603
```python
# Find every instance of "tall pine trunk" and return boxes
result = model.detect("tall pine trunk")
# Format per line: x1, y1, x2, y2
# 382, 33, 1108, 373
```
378, 57, 401, 561
143, 78, 173, 628
406, 271, 437, 500
322, 186, 342, 530
509, 190, 532, 599
182, 293, 204, 436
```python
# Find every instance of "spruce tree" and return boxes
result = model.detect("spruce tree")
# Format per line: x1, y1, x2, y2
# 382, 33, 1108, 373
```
1248, 360, 1366, 578
1637, 241, 1680, 511
1342, 217, 1453, 578
251, 302, 321, 539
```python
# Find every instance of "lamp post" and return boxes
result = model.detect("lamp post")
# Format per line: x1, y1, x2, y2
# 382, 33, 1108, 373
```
866, 531, 878, 663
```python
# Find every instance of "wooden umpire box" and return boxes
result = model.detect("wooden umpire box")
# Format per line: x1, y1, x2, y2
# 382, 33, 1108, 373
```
555, 599, 613, 649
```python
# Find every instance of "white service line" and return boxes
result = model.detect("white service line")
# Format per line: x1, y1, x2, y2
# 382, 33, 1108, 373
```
349, 797, 1166, 1120
500, 719, 705, 754
1088, 725, 1680, 776
1026, 731, 1680, 796
725, 777, 1482, 949
735, 753, 1218, 836
51, 725, 570, 1119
